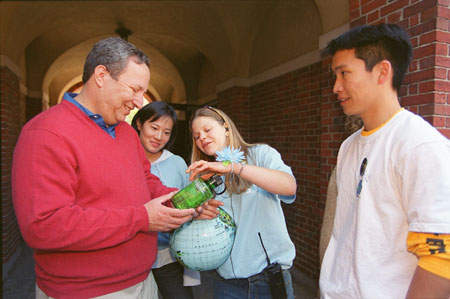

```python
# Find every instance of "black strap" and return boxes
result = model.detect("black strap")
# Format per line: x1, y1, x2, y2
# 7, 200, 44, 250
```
214, 184, 227, 196
258, 232, 271, 266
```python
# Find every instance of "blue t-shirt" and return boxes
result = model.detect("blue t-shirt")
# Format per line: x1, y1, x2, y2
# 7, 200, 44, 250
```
216, 144, 296, 279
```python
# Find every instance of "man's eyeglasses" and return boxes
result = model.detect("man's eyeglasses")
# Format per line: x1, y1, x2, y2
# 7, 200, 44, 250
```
356, 157, 367, 198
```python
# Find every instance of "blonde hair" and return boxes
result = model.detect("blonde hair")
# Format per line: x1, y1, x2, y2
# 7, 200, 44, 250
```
189, 106, 255, 194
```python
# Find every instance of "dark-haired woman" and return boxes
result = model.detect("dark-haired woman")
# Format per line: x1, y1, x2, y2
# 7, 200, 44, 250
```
132, 101, 199, 299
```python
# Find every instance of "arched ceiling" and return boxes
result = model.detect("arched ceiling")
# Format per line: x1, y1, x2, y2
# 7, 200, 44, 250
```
0, 1, 349, 107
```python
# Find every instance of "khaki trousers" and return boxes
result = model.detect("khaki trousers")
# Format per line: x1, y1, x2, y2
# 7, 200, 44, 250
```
36, 270, 158, 299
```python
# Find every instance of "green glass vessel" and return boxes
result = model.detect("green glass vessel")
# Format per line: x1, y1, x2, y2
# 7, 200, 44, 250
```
171, 175, 223, 209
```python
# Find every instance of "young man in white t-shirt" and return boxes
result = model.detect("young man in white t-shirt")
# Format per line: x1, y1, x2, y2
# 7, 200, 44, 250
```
319, 23, 450, 299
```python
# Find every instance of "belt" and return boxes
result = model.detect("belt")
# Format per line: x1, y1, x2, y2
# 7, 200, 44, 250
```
215, 268, 279, 283
215, 268, 289, 282
247, 270, 268, 282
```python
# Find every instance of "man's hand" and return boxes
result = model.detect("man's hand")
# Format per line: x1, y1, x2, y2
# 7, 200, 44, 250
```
144, 192, 196, 232
194, 199, 224, 220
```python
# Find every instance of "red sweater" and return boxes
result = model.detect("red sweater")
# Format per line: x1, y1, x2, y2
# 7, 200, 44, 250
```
12, 100, 174, 298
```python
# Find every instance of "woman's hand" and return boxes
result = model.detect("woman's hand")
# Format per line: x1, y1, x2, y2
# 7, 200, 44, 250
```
186, 160, 231, 181
188, 159, 296, 196
194, 199, 224, 220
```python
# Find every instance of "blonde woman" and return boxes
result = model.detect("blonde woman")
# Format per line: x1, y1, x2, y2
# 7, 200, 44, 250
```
187, 106, 297, 299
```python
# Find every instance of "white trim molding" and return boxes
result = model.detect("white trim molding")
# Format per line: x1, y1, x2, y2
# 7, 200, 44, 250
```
252, 50, 321, 86
217, 49, 321, 94
28, 90, 43, 99
319, 23, 350, 50
0, 55, 22, 78
20, 83, 28, 96
209, 23, 351, 100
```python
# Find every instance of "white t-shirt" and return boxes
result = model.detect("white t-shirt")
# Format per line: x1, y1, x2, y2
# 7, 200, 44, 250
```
320, 109, 450, 299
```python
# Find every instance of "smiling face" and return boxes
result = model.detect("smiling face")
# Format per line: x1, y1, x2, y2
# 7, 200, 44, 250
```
332, 49, 380, 120
100, 58, 150, 125
191, 116, 229, 157
138, 115, 174, 161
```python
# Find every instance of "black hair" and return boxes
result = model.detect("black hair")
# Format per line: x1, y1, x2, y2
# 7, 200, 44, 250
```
321, 23, 413, 91
82, 37, 150, 83
131, 101, 177, 151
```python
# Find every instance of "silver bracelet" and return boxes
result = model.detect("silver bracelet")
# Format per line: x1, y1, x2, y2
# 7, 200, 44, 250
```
238, 162, 246, 176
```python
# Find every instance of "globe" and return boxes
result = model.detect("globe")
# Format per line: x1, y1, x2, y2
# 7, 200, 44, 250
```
169, 207, 236, 271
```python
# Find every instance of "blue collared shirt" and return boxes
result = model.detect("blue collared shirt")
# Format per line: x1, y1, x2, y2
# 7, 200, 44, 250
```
63, 92, 118, 138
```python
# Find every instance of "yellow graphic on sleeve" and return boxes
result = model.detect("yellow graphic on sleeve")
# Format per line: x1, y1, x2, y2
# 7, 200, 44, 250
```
407, 232, 450, 279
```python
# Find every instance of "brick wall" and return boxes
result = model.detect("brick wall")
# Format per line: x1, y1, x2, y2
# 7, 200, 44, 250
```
1, 66, 26, 264
217, 86, 251, 141
318, 54, 348, 257
217, 63, 324, 277
250, 64, 323, 276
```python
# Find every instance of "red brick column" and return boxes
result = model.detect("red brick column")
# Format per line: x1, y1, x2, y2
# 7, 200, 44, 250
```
1, 66, 26, 264
350, 0, 450, 137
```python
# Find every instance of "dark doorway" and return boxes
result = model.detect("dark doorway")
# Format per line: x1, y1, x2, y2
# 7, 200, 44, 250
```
171, 104, 201, 164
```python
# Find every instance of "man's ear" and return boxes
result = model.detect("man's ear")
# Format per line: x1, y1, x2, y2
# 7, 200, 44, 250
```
377, 60, 392, 85
94, 65, 109, 87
